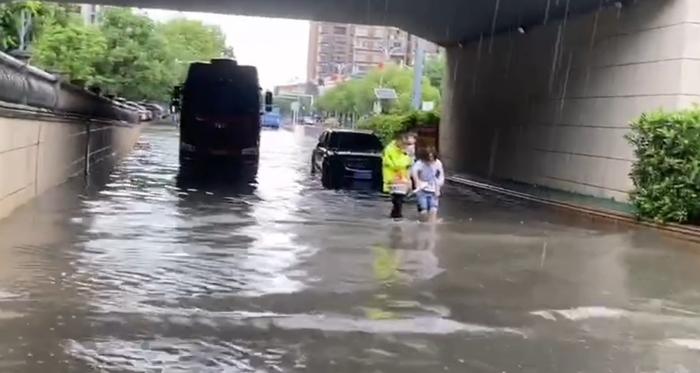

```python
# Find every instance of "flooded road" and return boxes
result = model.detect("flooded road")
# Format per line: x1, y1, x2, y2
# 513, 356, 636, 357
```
1, 125, 700, 372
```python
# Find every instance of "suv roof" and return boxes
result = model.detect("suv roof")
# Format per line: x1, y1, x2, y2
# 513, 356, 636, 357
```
325, 128, 374, 135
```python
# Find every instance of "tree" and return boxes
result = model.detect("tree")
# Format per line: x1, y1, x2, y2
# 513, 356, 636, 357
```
316, 64, 441, 117
0, 1, 76, 52
3, 4, 235, 102
93, 9, 235, 101
33, 22, 106, 84
424, 53, 445, 90
94, 8, 177, 101
158, 18, 231, 82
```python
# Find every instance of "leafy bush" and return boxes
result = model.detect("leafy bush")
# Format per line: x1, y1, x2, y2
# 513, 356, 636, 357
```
626, 108, 700, 224
359, 111, 440, 144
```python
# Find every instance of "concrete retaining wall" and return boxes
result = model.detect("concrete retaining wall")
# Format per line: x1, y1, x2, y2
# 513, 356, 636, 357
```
441, 0, 700, 201
0, 116, 141, 220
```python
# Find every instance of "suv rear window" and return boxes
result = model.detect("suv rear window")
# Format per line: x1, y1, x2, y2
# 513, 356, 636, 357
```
329, 132, 383, 152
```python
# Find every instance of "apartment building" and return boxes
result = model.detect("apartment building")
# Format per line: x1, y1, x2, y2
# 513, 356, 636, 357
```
307, 22, 441, 84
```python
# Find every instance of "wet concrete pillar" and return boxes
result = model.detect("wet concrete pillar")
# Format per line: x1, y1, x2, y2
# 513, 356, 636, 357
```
441, 0, 700, 202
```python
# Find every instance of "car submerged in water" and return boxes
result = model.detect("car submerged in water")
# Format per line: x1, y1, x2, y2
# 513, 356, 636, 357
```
311, 129, 383, 190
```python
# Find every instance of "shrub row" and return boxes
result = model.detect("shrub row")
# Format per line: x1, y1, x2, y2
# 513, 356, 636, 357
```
627, 108, 700, 224
359, 111, 439, 144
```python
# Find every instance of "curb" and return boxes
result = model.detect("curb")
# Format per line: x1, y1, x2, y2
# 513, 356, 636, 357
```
448, 175, 700, 243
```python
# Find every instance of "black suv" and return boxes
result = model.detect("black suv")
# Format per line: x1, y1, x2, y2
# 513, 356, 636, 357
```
311, 129, 383, 190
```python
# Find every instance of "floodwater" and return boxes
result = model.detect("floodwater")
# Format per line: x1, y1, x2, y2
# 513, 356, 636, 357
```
1, 125, 700, 372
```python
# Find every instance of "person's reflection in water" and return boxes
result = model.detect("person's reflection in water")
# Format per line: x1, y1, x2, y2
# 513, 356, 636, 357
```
404, 223, 443, 281
366, 226, 404, 320
365, 225, 442, 320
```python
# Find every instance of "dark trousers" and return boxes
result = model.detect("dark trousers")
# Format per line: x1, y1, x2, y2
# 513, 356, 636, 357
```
391, 193, 405, 218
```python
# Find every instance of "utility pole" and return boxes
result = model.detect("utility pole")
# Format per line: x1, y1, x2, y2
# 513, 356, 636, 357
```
411, 37, 426, 110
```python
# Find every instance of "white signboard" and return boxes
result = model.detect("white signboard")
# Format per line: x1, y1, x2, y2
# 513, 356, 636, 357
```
422, 101, 435, 111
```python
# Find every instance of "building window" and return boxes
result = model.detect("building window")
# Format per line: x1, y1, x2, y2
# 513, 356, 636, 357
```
333, 26, 347, 35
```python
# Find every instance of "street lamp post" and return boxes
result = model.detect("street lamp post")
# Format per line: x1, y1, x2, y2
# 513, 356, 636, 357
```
412, 38, 426, 110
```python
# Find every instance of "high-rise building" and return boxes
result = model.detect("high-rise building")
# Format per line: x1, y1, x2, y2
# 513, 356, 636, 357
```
307, 22, 354, 86
352, 25, 411, 75
307, 22, 441, 84
79, 4, 103, 25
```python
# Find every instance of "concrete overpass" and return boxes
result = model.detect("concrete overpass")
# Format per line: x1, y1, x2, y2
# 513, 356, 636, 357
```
37, 0, 700, 202
58, 0, 608, 45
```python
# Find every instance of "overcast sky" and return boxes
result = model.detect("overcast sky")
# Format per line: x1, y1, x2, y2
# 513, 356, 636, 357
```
142, 9, 309, 90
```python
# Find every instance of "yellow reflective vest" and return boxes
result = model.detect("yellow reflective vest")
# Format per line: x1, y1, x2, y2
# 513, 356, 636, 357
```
382, 140, 412, 193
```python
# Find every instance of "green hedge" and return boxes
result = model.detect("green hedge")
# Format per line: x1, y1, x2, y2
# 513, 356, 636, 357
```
626, 108, 700, 224
359, 111, 440, 144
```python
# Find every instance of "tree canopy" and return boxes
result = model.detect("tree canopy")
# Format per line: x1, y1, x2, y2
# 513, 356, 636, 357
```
424, 53, 445, 90
33, 22, 106, 84
316, 64, 441, 116
1, 2, 234, 101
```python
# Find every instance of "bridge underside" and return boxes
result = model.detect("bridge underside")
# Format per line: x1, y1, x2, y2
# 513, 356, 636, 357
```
59, 0, 605, 44
56, 0, 700, 202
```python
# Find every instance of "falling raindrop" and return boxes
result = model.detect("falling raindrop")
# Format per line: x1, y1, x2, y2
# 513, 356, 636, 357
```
589, 8, 600, 51
559, 52, 573, 114
452, 55, 461, 85
504, 31, 514, 78
543, 0, 552, 25
548, 24, 563, 94
615, 1, 623, 19
473, 33, 484, 96
366, 0, 371, 23
476, 33, 484, 63
517, 27, 526, 34
488, 0, 502, 53
540, 241, 547, 269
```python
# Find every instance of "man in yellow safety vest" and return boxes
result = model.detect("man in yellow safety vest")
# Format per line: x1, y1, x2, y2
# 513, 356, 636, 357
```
382, 132, 416, 219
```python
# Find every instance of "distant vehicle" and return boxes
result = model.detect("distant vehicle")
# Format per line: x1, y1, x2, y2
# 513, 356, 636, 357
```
302, 116, 315, 126
311, 129, 383, 190
117, 99, 152, 121
261, 110, 282, 129
134, 104, 153, 122
140, 103, 167, 120
173, 58, 272, 166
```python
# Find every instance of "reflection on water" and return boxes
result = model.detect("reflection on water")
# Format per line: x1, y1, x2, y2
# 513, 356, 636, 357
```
0, 125, 700, 372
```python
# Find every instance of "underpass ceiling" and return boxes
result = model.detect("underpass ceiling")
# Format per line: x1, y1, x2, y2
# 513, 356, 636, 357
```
57, 0, 618, 44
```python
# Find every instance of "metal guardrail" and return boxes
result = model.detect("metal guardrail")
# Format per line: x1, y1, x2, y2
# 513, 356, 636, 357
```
0, 51, 139, 124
